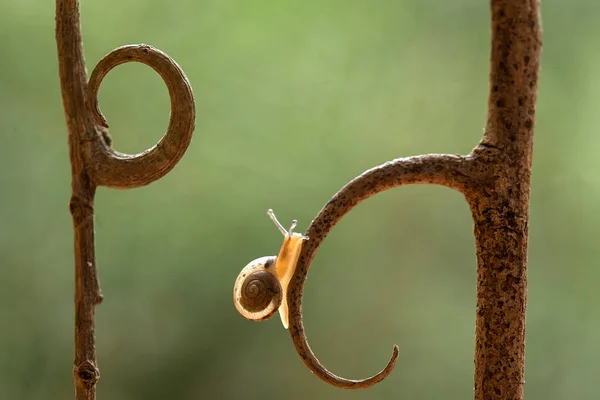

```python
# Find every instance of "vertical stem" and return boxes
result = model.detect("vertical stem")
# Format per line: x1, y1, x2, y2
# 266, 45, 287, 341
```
70, 186, 103, 399
56, 0, 103, 398
471, 1, 541, 399
471, 194, 529, 400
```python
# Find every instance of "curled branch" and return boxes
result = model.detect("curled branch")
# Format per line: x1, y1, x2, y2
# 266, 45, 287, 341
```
57, 2, 197, 397
286, 154, 474, 389
86, 44, 196, 189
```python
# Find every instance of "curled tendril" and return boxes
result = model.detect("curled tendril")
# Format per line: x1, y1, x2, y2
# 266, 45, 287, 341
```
86, 44, 195, 189
286, 153, 474, 389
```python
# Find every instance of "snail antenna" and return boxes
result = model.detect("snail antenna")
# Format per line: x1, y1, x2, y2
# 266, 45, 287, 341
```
289, 220, 297, 234
267, 209, 288, 236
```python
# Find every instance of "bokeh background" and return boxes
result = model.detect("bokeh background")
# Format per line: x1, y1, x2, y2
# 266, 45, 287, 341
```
1, 1, 599, 399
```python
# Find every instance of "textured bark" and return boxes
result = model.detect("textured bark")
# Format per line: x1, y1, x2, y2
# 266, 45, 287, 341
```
284, 0, 541, 398
55, 1, 196, 398
470, 1, 541, 398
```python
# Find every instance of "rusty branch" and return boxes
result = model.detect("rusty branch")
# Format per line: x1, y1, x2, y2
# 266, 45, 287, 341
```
87, 44, 195, 188
279, 0, 541, 397
287, 154, 475, 389
55, 1, 196, 399
471, 1, 541, 399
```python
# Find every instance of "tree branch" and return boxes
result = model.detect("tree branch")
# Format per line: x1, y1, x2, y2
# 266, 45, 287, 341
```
55, 1, 196, 399
483, 0, 541, 151
87, 44, 195, 189
279, 0, 541, 397
470, 1, 541, 399
287, 154, 475, 389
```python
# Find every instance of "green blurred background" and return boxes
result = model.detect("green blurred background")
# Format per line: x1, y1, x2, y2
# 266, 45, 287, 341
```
1, 0, 599, 399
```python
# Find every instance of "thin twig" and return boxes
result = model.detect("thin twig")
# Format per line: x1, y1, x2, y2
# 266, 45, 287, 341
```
55, 1, 196, 399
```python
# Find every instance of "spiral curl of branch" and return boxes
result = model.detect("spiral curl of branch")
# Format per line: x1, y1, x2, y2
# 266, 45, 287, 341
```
286, 153, 475, 389
86, 44, 196, 189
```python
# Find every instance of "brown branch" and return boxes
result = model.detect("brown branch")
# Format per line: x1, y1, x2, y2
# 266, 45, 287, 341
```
287, 154, 475, 388
470, 1, 541, 399
55, 1, 196, 399
87, 44, 195, 188
280, 0, 541, 397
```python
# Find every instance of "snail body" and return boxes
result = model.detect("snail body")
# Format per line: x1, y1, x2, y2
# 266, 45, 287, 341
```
233, 209, 308, 329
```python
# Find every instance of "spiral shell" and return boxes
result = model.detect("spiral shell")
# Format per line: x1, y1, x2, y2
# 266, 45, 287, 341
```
233, 256, 282, 322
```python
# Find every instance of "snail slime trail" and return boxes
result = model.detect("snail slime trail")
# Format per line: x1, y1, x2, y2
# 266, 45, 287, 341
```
233, 209, 308, 329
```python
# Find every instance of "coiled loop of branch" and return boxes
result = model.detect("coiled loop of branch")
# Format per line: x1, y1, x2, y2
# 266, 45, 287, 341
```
86, 44, 195, 189
286, 153, 474, 389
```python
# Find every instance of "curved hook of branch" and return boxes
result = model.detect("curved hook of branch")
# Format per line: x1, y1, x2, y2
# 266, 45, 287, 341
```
86, 44, 196, 189
286, 153, 474, 389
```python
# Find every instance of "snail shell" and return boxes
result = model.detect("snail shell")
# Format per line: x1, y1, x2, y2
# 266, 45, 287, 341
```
233, 209, 308, 329
233, 256, 282, 322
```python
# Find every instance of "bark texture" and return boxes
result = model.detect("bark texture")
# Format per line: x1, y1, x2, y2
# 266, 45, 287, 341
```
471, 1, 541, 398
55, 1, 196, 399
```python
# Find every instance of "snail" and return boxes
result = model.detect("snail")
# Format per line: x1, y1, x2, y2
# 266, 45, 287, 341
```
233, 209, 308, 329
